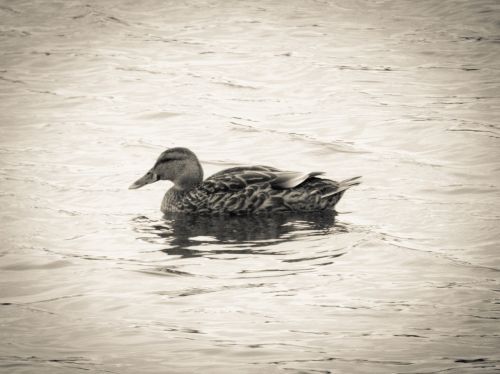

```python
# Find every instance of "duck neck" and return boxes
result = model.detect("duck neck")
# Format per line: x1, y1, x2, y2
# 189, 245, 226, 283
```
173, 162, 203, 192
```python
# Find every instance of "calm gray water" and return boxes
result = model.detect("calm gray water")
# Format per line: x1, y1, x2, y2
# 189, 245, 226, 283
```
1, 0, 499, 373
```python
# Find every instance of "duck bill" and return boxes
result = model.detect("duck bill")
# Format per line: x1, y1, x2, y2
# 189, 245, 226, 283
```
129, 171, 158, 190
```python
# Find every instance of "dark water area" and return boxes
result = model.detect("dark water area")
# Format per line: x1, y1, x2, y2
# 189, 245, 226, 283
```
1, 0, 499, 373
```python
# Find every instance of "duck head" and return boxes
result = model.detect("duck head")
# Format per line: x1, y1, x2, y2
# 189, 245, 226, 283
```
129, 147, 204, 191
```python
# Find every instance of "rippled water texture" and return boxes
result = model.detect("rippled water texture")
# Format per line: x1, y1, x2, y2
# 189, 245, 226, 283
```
1, 0, 499, 373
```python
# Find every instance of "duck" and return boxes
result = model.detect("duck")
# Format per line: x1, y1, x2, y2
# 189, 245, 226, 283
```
129, 147, 361, 214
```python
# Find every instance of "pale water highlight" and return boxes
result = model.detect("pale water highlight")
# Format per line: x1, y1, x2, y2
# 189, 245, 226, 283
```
0, 0, 499, 373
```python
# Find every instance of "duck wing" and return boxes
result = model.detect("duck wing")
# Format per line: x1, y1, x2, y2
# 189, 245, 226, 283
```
205, 166, 325, 192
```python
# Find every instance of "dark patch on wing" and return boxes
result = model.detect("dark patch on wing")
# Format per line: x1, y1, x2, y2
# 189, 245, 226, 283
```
301, 177, 339, 194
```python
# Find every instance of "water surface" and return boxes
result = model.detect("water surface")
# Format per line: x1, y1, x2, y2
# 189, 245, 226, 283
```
1, 0, 499, 373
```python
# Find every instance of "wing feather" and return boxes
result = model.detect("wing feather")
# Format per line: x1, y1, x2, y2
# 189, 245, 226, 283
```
272, 171, 325, 189
321, 176, 362, 198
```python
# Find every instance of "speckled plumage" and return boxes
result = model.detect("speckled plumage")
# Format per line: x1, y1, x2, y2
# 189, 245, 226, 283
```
129, 148, 361, 215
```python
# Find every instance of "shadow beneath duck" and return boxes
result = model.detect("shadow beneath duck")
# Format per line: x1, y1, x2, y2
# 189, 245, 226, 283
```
132, 211, 348, 258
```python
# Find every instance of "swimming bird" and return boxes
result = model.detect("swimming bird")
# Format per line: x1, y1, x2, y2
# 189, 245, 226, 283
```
129, 147, 361, 214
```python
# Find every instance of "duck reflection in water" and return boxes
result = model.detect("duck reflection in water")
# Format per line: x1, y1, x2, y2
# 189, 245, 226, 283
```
133, 211, 346, 258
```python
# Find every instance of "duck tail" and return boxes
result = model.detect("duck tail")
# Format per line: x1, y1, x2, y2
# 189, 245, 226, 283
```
322, 176, 362, 198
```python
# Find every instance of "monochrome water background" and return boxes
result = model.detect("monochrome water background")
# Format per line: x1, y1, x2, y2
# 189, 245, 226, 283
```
1, 0, 499, 373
